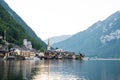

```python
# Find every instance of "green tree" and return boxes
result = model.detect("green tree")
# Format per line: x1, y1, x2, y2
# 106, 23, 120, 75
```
40, 47, 45, 52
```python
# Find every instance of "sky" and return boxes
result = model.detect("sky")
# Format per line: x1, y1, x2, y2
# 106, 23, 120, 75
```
4, 0, 120, 40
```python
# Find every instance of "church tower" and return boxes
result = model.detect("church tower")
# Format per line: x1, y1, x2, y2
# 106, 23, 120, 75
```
47, 38, 50, 50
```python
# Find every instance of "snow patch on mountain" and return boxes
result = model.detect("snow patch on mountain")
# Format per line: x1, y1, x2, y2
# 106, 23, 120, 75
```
109, 22, 113, 27
89, 22, 101, 32
100, 29, 120, 43
103, 27, 107, 33
114, 18, 117, 21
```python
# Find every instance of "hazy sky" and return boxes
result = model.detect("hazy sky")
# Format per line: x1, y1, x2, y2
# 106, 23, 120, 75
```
4, 0, 120, 40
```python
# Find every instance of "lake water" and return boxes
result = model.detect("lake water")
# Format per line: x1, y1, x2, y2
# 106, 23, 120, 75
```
0, 59, 120, 80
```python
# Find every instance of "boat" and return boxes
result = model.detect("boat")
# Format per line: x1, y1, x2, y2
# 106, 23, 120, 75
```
57, 55, 62, 59
6, 56, 16, 60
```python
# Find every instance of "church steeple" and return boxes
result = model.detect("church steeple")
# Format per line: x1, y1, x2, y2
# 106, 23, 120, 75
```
47, 38, 50, 50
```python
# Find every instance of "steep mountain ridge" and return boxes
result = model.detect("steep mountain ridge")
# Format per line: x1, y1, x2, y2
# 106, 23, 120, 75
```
0, 0, 47, 48
53, 11, 120, 57
0, 0, 47, 50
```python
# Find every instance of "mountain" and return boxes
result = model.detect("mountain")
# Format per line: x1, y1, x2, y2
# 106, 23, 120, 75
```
0, 0, 47, 49
44, 35, 71, 45
53, 11, 120, 57
0, 0, 47, 50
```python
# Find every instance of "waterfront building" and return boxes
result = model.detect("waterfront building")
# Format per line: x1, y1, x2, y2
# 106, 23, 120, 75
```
27, 41, 32, 50
23, 39, 28, 48
23, 39, 32, 50
0, 36, 3, 39
39, 52, 44, 57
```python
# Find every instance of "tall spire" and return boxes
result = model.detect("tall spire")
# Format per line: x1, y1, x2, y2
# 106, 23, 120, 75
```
47, 38, 50, 50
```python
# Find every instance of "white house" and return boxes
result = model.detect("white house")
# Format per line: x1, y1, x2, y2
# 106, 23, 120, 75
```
23, 39, 32, 50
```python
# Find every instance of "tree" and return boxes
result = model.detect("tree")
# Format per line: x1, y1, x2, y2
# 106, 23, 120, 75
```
40, 47, 45, 52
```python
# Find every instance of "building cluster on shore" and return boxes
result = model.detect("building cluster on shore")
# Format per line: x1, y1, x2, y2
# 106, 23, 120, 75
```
0, 37, 84, 60
44, 49, 76, 59
0, 38, 37, 60
39, 38, 83, 60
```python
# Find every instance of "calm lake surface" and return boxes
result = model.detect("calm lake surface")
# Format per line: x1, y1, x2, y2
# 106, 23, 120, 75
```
0, 59, 120, 80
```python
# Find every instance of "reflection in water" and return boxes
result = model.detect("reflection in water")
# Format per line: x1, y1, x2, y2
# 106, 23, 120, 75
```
0, 60, 38, 80
0, 60, 120, 80
32, 60, 86, 80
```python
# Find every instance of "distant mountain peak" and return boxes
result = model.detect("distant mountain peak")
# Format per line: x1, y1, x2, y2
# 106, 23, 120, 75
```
53, 11, 120, 57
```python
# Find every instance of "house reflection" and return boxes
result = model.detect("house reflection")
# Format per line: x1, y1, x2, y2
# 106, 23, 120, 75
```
0, 60, 36, 80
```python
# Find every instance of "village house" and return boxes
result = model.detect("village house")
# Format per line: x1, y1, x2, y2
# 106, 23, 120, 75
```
8, 39, 36, 60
